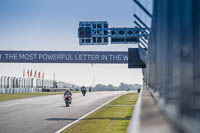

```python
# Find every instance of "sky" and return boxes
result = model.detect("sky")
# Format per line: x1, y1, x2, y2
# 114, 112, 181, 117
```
0, 0, 149, 86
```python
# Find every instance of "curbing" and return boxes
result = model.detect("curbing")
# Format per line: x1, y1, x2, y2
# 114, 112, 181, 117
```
128, 88, 143, 133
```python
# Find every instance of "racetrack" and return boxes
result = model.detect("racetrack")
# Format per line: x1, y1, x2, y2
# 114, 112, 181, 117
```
0, 91, 127, 133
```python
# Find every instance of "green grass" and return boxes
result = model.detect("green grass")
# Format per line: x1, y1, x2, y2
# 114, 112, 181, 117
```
109, 93, 138, 105
0, 91, 80, 101
63, 93, 138, 133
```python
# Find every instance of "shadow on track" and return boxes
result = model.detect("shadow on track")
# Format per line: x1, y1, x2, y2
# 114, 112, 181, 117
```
46, 118, 78, 121
60, 106, 67, 107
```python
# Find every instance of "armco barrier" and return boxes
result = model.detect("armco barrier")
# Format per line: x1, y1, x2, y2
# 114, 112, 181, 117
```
0, 88, 42, 94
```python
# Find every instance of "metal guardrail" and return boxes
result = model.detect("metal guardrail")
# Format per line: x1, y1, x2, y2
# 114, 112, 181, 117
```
134, 0, 200, 133
138, 45, 147, 64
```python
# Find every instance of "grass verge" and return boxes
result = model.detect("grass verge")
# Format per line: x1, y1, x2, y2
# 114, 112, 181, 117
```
63, 93, 138, 133
0, 91, 80, 101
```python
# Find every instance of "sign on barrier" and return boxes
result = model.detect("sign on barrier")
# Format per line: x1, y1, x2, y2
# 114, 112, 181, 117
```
128, 48, 145, 68
0, 51, 128, 64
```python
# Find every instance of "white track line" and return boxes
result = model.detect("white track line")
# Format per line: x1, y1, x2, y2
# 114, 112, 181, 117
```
55, 94, 123, 133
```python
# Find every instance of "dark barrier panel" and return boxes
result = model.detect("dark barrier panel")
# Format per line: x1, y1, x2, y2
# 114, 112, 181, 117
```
128, 48, 145, 68
143, 0, 200, 133
0, 51, 128, 64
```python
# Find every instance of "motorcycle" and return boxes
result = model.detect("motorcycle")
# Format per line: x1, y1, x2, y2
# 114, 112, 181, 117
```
81, 86, 87, 96
64, 93, 72, 107
82, 89, 86, 96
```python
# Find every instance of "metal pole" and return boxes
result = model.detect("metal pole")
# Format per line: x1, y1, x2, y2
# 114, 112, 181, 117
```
133, 14, 150, 32
92, 63, 95, 91
133, 0, 152, 18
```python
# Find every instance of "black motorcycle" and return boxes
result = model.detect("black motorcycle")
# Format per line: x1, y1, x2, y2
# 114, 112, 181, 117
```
82, 90, 86, 96
81, 86, 87, 96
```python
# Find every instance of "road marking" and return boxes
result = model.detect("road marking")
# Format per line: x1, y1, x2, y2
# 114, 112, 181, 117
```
55, 94, 123, 133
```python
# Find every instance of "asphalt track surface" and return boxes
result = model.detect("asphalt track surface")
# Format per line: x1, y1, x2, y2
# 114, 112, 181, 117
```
0, 91, 127, 133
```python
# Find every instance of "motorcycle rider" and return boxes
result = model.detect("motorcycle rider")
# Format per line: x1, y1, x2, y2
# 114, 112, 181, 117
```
64, 88, 72, 95
81, 86, 87, 96
64, 88, 72, 103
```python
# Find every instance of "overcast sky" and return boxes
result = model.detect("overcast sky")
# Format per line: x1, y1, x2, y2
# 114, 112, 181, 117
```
0, 0, 151, 86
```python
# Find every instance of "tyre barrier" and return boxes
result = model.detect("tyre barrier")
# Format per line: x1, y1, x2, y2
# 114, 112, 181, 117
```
0, 88, 42, 94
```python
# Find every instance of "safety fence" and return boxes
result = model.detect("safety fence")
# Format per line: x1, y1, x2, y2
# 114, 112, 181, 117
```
134, 0, 200, 133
